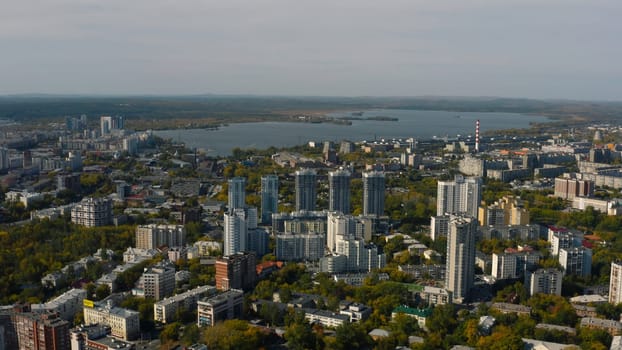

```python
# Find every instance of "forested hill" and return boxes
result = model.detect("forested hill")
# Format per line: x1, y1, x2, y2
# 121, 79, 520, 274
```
1, 95, 621, 123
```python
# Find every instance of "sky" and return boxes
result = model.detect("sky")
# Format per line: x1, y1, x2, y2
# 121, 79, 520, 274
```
1, 0, 621, 100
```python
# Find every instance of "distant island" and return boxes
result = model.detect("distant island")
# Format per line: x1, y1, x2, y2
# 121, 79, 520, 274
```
338, 115, 399, 122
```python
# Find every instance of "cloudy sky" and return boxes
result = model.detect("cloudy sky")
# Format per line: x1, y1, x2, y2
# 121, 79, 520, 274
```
1, 0, 620, 100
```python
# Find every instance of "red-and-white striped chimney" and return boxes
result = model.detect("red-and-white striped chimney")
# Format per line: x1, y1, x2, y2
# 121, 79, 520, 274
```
475, 119, 480, 152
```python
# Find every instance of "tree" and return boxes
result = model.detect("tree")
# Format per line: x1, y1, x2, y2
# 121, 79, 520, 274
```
527, 293, 577, 326
329, 322, 371, 350
94, 284, 110, 301
578, 327, 611, 350
460, 318, 480, 346
259, 302, 284, 326
85, 282, 97, 299
160, 322, 180, 343
426, 304, 457, 336
285, 320, 317, 350
203, 319, 265, 350
181, 324, 201, 346
476, 325, 523, 350
388, 313, 421, 346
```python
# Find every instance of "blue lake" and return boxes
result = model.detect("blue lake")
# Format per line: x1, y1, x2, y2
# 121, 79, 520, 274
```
154, 109, 549, 156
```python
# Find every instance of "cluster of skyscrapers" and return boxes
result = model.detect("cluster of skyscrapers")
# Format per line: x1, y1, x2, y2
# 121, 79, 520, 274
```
222, 169, 386, 272
429, 175, 483, 303
223, 177, 268, 258
293, 168, 385, 216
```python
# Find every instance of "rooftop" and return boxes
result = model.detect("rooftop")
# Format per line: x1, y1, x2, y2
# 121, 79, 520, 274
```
155, 285, 216, 307
392, 305, 432, 317
569, 294, 607, 304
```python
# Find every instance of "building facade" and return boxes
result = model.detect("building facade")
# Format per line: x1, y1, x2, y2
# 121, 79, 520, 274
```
554, 176, 594, 200
329, 169, 351, 214
491, 251, 541, 280
436, 175, 482, 219
30, 288, 86, 322
135, 224, 186, 250
228, 177, 246, 211
610, 262, 622, 305
197, 290, 244, 327
260, 175, 279, 224
363, 171, 385, 217
9, 309, 70, 350
83, 300, 140, 341
445, 215, 477, 303
559, 247, 592, 277
154, 285, 216, 324
527, 268, 563, 296
223, 209, 247, 256
275, 233, 325, 261
295, 169, 317, 211
215, 252, 257, 291
70, 197, 112, 227
133, 262, 176, 301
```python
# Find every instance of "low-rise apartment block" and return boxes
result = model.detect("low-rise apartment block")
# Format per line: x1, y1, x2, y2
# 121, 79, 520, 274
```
31, 288, 86, 322
83, 300, 140, 341
197, 289, 244, 327
580, 317, 622, 336
154, 285, 216, 324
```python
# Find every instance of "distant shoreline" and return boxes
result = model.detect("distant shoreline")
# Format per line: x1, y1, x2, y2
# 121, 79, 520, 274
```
135, 108, 553, 132
154, 109, 550, 156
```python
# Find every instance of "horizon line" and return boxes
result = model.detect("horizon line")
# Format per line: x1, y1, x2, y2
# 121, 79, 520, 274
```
0, 93, 621, 104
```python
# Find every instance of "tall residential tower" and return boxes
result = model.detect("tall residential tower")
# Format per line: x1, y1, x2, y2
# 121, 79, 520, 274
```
436, 175, 482, 218
329, 169, 351, 214
228, 177, 246, 211
445, 215, 477, 303
610, 261, 622, 305
363, 171, 385, 217
261, 175, 279, 224
295, 169, 317, 211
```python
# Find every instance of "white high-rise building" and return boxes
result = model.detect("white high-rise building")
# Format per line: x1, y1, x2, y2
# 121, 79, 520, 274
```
445, 215, 477, 303
526, 268, 563, 296
492, 251, 541, 280
135, 224, 186, 250
436, 175, 482, 218
326, 212, 371, 253
363, 171, 385, 217
327, 212, 353, 253
275, 233, 325, 261
609, 261, 622, 305
100, 115, 124, 135
333, 237, 385, 273
70, 197, 113, 227
559, 247, 592, 277
261, 175, 279, 224
224, 209, 247, 256
295, 169, 317, 211
228, 177, 246, 211
431, 215, 450, 241
329, 169, 351, 214
133, 262, 176, 300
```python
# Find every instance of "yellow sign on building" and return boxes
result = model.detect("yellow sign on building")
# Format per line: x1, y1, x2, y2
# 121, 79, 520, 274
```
83, 299, 94, 308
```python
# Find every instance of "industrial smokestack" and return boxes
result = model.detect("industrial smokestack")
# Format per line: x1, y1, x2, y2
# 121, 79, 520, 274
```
475, 119, 480, 152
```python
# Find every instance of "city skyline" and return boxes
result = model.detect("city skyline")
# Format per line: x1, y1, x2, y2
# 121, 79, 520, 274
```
1, 1, 621, 100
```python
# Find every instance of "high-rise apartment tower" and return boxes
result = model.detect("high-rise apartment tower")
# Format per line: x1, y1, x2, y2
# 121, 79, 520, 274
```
295, 169, 317, 211
445, 215, 477, 303
261, 175, 279, 224
329, 169, 351, 214
363, 171, 385, 217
